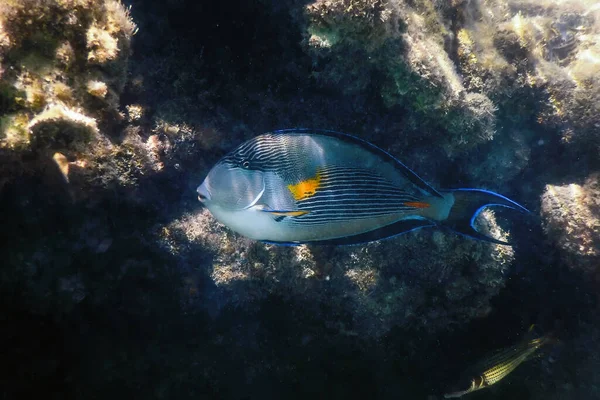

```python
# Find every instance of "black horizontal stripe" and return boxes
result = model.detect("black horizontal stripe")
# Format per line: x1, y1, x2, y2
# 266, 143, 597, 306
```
293, 214, 412, 223
319, 173, 399, 183
318, 181, 402, 191
295, 212, 400, 220
320, 170, 387, 178
321, 166, 381, 172
298, 203, 416, 212
317, 183, 403, 191
302, 189, 413, 198
321, 165, 382, 172
318, 178, 382, 184
287, 216, 413, 227
315, 182, 409, 191
300, 200, 415, 208
321, 169, 393, 176
293, 213, 406, 222
292, 208, 412, 218
303, 189, 416, 197
287, 218, 398, 226
299, 196, 420, 206
310, 188, 409, 195
300, 211, 403, 218
300, 192, 419, 203
319, 170, 392, 178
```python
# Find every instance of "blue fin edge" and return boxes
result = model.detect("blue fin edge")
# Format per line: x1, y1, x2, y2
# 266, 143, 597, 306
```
450, 188, 530, 213
442, 188, 530, 245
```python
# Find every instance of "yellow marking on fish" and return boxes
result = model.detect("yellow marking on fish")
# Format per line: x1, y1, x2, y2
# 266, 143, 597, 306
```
288, 172, 322, 201
268, 210, 309, 217
445, 334, 555, 398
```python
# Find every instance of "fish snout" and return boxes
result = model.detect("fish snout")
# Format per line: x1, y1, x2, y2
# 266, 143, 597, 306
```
197, 181, 211, 202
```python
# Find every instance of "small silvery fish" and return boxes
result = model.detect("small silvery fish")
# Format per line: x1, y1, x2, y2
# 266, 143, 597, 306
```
444, 327, 555, 398
197, 129, 529, 245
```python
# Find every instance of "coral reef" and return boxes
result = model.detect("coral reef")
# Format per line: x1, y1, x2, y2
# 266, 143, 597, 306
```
0, 0, 210, 200
541, 174, 600, 279
303, 0, 600, 183
475, 2, 600, 158
160, 208, 514, 338
304, 0, 500, 158
447, 0, 600, 171
28, 103, 99, 150
0, 0, 136, 154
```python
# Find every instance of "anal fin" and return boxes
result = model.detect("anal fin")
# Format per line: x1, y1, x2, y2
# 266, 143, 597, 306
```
306, 218, 435, 246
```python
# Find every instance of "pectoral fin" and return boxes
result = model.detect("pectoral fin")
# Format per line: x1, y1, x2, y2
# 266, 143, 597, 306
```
265, 210, 310, 217
256, 205, 310, 222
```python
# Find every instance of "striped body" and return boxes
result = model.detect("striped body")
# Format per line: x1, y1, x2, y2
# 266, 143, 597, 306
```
444, 336, 552, 398
198, 130, 453, 244
479, 338, 545, 385
197, 129, 529, 245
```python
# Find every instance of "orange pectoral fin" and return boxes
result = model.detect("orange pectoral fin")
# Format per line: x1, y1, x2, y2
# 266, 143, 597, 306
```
404, 201, 431, 209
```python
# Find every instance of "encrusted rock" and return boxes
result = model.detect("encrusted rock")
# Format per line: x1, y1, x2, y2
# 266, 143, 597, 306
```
541, 174, 600, 277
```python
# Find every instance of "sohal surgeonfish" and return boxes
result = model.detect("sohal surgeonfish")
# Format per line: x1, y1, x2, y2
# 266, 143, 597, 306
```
197, 129, 529, 245
444, 326, 557, 398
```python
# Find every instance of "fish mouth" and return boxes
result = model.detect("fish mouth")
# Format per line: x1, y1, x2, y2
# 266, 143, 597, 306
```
242, 178, 266, 210
197, 181, 212, 203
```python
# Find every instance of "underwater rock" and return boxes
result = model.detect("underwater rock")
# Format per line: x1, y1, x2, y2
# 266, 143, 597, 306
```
541, 174, 600, 278
527, 318, 600, 400
464, 1, 600, 155
28, 103, 99, 150
0, 0, 136, 152
161, 208, 514, 338
0, 0, 187, 201
464, 129, 532, 185
303, 0, 600, 179
304, 0, 499, 158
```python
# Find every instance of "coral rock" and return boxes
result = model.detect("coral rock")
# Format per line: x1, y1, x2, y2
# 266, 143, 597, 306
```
161, 208, 514, 338
28, 103, 99, 150
541, 174, 600, 276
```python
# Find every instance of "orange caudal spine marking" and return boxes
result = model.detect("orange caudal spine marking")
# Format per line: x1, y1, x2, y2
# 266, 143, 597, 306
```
404, 201, 431, 208
288, 172, 322, 201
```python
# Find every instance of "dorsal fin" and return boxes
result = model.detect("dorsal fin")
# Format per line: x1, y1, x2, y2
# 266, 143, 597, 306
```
271, 129, 444, 199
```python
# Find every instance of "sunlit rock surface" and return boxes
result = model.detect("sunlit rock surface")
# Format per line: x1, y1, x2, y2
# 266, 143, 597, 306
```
541, 175, 600, 278
160, 209, 514, 338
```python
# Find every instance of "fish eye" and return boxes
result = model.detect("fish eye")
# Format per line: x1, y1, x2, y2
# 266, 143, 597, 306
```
242, 160, 250, 168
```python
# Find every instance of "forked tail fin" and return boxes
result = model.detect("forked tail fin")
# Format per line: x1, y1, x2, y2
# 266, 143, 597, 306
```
440, 188, 530, 245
